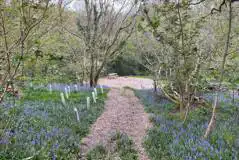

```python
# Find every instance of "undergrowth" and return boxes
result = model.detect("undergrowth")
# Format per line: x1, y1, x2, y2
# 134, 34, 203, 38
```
135, 89, 239, 160
0, 87, 108, 160
87, 132, 138, 160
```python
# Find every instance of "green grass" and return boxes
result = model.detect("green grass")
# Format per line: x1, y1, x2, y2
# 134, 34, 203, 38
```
21, 88, 95, 103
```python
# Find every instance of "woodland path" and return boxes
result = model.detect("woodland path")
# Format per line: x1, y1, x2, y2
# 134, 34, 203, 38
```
81, 77, 153, 160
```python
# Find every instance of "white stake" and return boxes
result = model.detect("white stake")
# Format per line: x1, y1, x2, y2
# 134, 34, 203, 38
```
87, 97, 90, 109
49, 84, 52, 93
94, 88, 98, 99
100, 85, 104, 94
65, 92, 69, 99
60, 92, 66, 106
74, 84, 78, 91
68, 86, 71, 93
92, 92, 96, 103
74, 108, 80, 121
64, 87, 69, 99
30, 82, 33, 88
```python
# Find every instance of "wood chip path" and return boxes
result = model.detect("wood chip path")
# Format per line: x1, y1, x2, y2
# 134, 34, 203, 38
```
81, 77, 153, 160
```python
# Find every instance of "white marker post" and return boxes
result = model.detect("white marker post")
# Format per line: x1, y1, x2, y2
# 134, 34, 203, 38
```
74, 84, 78, 91
94, 88, 98, 99
87, 97, 90, 109
92, 92, 96, 103
68, 86, 71, 94
74, 108, 80, 121
49, 84, 52, 93
100, 85, 104, 94
60, 92, 66, 106
30, 82, 33, 88
64, 87, 69, 99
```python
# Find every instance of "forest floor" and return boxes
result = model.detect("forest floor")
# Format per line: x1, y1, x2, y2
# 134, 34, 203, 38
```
81, 77, 153, 160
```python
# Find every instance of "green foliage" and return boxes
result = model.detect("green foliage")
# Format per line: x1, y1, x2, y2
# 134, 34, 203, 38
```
87, 132, 138, 160
87, 145, 107, 160
106, 57, 145, 76
106, 48, 147, 76
151, 16, 160, 29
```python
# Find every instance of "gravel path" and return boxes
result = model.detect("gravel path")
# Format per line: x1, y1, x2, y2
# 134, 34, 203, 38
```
98, 77, 154, 89
81, 77, 153, 160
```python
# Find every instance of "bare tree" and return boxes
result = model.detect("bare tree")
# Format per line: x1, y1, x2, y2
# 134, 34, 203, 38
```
64, 0, 140, 87
0, 0, 54, 102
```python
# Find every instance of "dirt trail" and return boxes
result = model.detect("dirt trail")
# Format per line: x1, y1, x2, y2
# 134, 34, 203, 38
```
81, 77, 153, 160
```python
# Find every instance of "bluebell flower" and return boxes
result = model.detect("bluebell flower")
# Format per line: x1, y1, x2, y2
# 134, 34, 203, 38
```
3, 103, 12, 108
0, 138, 9, 144
41, 128, 46, 134
191, 146, 197, 152
53, 143, 59, 149
24, 108, 34, 115
5, 129, 15, 137
155, 116, 162, 124
52, 128, 59, 135
31, 140, 36, 145
46, 132, 51, 139
51, 152, 56, 160
29, 127, 33, 132
36, 133, 41, 140
160, 125, 168, 133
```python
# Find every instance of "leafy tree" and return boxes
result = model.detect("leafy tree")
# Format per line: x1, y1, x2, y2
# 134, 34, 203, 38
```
139, 1, 208, 119
138, 0, 239, 137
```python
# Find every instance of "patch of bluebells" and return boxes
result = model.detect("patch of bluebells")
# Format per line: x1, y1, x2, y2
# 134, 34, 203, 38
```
0, 118, 80, 159
1, 102, 13, 108
137, 90, 239, 160
170, 124, 224, 159
46, 83, 109, 92
29, 127, 72, 144
20, 126, 79, 159
0, 138, 9, 145
203, 92, 239, 106
135, 89, 173, 110
0, 88, 107, 159
150, 114, 239, 160
23, 107, 48, 119
1, 93, 19, 108
0, 129, 16, 145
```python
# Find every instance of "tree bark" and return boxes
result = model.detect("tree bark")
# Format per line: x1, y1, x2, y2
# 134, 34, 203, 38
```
204, 0, 232, 138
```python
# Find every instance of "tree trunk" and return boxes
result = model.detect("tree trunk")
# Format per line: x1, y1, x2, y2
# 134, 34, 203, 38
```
203, 0, 232, 138
93, 61, 106, 87
153, 79, 157, 92
183, 101, 190, 123
204, 94, 218, 138
232, 89, 235, 104
180, 94, 185, 119
90, 75, 94, 87
89, 54, 95, 87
